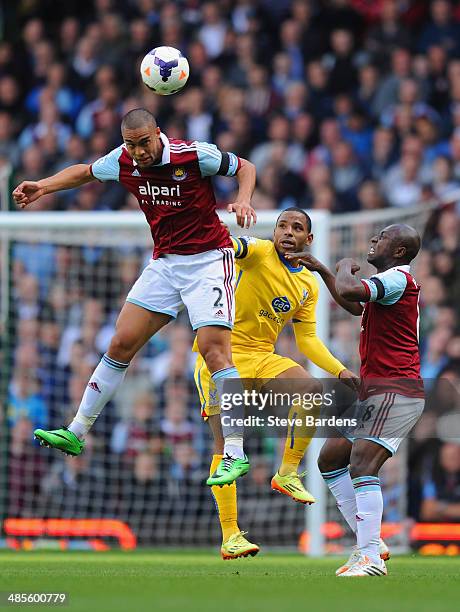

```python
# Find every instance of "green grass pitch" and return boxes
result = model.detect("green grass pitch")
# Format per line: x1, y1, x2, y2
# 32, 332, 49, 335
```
1, 550, 459, 612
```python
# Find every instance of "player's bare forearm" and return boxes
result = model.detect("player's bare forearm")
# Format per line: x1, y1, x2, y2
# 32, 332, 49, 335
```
227, 158, 257, 228
335, 258, 368, 302
39, 164, 94, 194
236, 158, 256, 203
13, 164, 95, 208
317, 265, 363, 316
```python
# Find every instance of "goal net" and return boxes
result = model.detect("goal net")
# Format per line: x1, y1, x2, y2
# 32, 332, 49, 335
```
0, 204, 433, 552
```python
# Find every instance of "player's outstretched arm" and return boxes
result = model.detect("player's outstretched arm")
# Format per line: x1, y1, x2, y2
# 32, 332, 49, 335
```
335, 258, 369, 303
227, 158, 257, 229
12, 164, 95, 209
285, 251, 363, 316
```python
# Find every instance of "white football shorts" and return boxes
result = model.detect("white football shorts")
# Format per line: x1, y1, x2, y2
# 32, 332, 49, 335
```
343, 392, 425, 455
126, 247, 235, 330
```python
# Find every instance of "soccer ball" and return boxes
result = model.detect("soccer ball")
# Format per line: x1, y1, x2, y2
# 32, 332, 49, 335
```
140, 46, 189, 96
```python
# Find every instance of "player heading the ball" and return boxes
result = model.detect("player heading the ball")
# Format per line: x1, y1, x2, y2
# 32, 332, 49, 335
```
13, 108, 257, 476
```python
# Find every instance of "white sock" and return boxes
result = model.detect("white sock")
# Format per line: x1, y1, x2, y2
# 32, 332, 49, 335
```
211, 366, 245, 458
352, 476, 383, 565
321, 467, 357, 534
68, 354, 129, 439
224, 436, 245, 460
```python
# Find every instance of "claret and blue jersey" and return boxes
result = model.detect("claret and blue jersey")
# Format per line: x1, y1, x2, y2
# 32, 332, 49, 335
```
89, 132, 239, 258
359, 265, 423, 398
361, 265, 413, 306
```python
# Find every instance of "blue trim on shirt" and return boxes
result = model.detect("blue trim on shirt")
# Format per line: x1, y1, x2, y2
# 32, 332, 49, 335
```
235, 270, 243, 289
277, 252, 303, 273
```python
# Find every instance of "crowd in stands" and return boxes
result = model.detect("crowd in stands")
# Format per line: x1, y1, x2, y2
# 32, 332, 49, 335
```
2, 0, 460, 544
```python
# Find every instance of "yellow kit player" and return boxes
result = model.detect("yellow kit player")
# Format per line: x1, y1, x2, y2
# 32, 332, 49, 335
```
193, 208, 359, 559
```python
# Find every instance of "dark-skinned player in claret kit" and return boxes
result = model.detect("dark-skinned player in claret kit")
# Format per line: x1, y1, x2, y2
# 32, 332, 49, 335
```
12, 108, 257, 482
286, 223, 423, 577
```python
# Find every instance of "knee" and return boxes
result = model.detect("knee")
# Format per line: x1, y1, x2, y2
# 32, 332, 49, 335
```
201, 344, 231, 374
349, 449, 379, 479
108, 332, 137, 361
318, 450, 334, 474
317, 440, 348, 473
197, 327, 232, 372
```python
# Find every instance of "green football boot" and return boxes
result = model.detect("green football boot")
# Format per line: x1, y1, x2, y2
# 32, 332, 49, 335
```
34, 427, 84, 456
207, 454, 250, 486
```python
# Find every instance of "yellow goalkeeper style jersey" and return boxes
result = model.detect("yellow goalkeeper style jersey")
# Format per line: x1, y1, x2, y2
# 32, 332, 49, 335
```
229, 236, 318, 352
192, 236, 344, 378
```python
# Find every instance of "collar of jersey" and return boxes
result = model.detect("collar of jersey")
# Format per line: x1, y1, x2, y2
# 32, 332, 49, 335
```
277, 251, 303, 273
382, 264, 410, 274
131, 132, 170, 167
155, 132, 170, 166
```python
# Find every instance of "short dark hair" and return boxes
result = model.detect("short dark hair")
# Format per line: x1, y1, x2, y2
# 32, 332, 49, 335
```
121, 108, 157, 131
276, 207, 312, 232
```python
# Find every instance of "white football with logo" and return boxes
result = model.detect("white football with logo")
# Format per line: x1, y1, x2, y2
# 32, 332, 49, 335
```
140, 46, 189, 96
